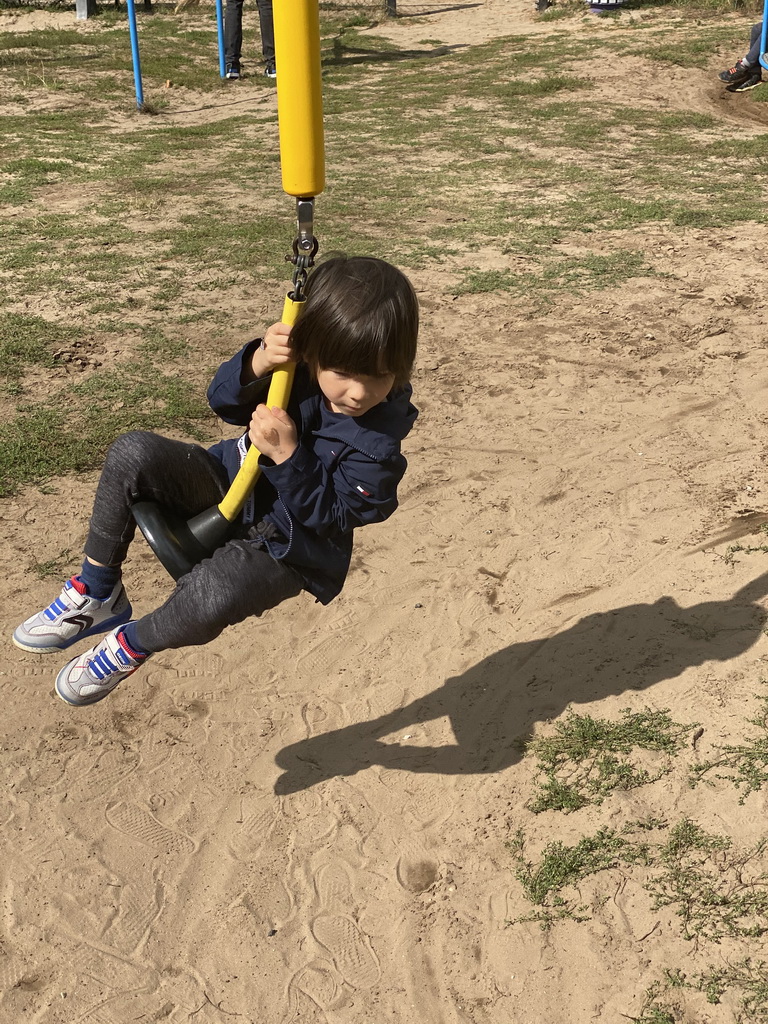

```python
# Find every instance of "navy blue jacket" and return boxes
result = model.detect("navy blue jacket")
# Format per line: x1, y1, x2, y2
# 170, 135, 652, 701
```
206, 341, 418, 604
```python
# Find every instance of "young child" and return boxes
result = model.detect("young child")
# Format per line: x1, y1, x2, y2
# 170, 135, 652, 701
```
719, 23, 765, 92
13, 256, 419, 707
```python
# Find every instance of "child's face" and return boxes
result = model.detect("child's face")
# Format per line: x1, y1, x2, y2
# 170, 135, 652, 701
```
316, 369, 395, 417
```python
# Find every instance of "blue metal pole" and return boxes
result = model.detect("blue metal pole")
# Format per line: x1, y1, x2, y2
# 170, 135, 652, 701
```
760, 2, 768, 72
125, 0, 145, 109
215, 0, 226, 77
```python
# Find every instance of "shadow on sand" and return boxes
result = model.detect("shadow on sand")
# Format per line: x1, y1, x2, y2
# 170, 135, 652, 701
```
274, 573, 768, 794
323, 40, 466, 68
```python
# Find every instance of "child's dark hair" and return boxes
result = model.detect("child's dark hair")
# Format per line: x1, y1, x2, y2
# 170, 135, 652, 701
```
290, 255, 418, 388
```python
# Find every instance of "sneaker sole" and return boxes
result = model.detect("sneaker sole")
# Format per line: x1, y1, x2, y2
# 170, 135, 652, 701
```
729, 81, 763, 92
54, 678, 117, 706
12, 606, 133, 654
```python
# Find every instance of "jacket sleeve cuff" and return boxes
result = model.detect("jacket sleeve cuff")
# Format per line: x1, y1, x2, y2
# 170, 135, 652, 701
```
260, 443, 316, 486
239, 340, 273, 391
207, 340, 270, 409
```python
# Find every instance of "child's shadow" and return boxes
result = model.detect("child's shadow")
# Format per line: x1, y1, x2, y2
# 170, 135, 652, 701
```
274, 573, 768, 794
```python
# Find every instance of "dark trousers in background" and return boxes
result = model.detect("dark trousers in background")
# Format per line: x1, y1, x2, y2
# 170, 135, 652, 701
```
224, 0, 275, 69
746, 22, 765, 68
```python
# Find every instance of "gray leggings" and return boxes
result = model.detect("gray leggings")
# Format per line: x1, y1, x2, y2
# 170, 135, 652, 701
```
84, 431, 303, 653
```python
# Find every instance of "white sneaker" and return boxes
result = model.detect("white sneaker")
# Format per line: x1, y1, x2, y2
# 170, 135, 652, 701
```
13, 577, 132, 653
55, 626, 148, 707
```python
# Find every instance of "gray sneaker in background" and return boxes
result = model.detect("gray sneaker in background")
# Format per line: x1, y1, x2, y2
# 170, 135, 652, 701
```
13, 577, 132, 653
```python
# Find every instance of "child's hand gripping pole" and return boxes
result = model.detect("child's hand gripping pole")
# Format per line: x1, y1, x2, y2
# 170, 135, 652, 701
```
217, 294, 300, 522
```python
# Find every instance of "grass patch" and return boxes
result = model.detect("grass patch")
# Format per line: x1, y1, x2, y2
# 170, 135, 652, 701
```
634, 960, 768, 1023
0, 313, 83, 386
0, 366, 213, 498
687, 960, 768, 1020
511, 819, 768, 938
455, 251, 651, 301
526, 707, 693, 812
509, 820, 657, 927
28, 547, 76, 580
690, 685, 768, 802
647, 820, 768, 941
724, 524, 768, 565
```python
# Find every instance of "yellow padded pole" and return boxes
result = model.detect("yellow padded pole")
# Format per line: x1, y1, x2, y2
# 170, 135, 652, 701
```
273, 0, 325, 198
217, 294, 303, 522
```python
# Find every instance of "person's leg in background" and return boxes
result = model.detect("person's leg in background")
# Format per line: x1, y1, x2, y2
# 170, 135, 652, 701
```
744, 22, 765, 69
719, 23, 764, 91
223, 0, 244, 78
256, 0, 276, 77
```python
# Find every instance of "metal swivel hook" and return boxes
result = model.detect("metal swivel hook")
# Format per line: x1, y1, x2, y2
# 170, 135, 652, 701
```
285, 197, 319, 301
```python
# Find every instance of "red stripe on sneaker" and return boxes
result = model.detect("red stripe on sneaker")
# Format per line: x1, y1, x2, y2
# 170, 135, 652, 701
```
116, 630, 146, 662
70, 575, 87, 595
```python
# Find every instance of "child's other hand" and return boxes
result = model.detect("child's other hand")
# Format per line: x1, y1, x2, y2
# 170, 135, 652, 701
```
250, 322, 295, 378
249, 404, 298, 464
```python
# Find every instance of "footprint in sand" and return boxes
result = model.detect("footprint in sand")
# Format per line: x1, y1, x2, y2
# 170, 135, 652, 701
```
70, 942, 156, 992
280, 789, 339, 846
301, 695, 347, 736
310, 913, 381, 989
7, 810, 59, 860
0, 954, 29, 992
283, 983, 329, 1024
75, 991, 170, 1024
105, 878, 164, 954
241, 873, 296, 931
227, 801, 278, 861
70, 748, 141, 802
166, 649, 225, 680
296, 634, 368, 679
290, 959, 343, 1010
403, 774, 457, 829
313, 858, 355, 915
73, 1006, 121, 1024
239, 842, 297, 930
105, 802, 196, 856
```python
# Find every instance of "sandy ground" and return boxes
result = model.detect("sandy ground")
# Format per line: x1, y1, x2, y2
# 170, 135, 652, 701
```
3, 2, 768, 1023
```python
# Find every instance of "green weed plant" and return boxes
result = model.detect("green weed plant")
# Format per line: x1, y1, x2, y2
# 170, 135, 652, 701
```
511, 819, 768, 939
690, 686, 768, 803
724, 525, 768, 566
634, 960, 768, 1023
526, 707, 692, 812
